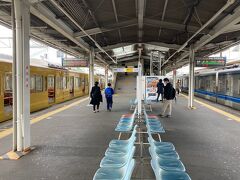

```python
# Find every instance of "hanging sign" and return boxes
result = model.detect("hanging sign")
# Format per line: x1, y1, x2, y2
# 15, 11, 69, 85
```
62, 58, 88, 67
195, 57, 226, 67
113, 67, 139, 72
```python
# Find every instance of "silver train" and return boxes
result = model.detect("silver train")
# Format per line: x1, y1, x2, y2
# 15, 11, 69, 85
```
180, 66, 240, 111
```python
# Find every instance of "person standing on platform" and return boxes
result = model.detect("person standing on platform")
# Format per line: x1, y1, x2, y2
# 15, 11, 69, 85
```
176, 80, 181, 95
105, 83, 114, 111
90, 81, 102, 113
159, 78, 175, 117
156, 79, 164, 102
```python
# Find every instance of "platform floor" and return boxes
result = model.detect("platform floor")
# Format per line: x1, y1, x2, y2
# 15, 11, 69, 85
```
0, 93, 240, 180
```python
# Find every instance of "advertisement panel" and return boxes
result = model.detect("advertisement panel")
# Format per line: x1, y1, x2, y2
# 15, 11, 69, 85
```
145, 76, 160, 101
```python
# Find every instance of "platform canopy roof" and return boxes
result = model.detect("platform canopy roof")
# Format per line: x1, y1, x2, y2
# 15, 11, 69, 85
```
0, 0, 240, 70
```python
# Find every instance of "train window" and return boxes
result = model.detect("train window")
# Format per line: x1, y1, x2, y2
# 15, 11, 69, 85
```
75, 77, 81, 88
30, 75, 35, 92
226, 76, 232, 93
56, 77, 63, 89
35, 75, 43, 92
5, 73, 12, 91
48, 76, 54, 88
63, 76, 67, 89
85, 78, 88, 86
238, 79, 240, 95
82, 78, 85, 86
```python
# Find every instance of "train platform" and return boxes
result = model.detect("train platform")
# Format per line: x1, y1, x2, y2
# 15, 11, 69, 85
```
0, 92, 240, 180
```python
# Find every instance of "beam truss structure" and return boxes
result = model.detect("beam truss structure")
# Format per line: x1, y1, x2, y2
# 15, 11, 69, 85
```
150, 51, 162, 76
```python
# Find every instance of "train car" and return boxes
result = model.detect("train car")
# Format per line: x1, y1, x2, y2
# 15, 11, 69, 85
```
180, 67, 240, 111
0, 60, 106, 123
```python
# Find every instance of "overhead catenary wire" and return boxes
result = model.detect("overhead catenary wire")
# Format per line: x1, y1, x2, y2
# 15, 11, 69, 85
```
49, 0, 117, 64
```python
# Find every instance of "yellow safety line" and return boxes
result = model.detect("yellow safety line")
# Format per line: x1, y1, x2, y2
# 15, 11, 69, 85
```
181, 94, 240, 122
0, 97, 89, 140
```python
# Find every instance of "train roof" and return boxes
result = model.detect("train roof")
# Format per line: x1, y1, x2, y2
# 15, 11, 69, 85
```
180, 66, 240, 77
0, 54, 88, 75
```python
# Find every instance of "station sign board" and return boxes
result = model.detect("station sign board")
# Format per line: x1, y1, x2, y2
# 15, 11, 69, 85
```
62, 58, 88, 67
195, 57, 226, 67
113, 67, 139, 72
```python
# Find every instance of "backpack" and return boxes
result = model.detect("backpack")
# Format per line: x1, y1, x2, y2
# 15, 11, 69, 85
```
105, 88, 112, 97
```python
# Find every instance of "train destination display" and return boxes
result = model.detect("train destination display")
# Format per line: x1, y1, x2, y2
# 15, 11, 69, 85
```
195, 57, 226, 67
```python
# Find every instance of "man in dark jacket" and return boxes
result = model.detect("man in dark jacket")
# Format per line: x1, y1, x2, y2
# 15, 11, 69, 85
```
159, 78, 174, 117
156, 79, 164, 102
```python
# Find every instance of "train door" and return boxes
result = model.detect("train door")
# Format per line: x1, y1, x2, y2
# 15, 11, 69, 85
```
4, 73, 13, 113
47, 75, 55, 103
69, 76, 74, 97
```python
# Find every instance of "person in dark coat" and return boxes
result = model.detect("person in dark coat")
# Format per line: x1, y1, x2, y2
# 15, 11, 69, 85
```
90, 81, 102, 113
156, 79, 164, 102
159, 78, 174, 117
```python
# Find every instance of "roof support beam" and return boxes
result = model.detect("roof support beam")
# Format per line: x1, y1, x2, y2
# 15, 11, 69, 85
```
95, 43, 135, 52
144, 18, 204, 33
173, 4, 240, 67
158, 0, 168, 39
111, 0, 122, 41
49, 0, 116, 64
115, 55, 150, 62
74, 19, 137, 38
137, 0, 145, 42
223, 24, 240, 34
30, 3, 90, 52
146, 42, 188, 51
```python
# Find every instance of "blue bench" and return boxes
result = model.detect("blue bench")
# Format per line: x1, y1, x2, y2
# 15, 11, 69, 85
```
129, 98, 137, 110
93, 125, 137, 180
147, 128, 191, 180
115, 109, 137, 132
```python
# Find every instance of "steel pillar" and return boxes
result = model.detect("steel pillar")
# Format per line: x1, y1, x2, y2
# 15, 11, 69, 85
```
89, 48, 94, 93
188, 45, 195, 108
150, 51, 153, 75
159, 51, 162, 75
105, 65, 109, 88
14, 0, 31, 151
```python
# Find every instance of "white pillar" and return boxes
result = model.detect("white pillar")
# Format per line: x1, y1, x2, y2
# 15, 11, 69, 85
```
188, 45, 195, 108
105, 65, 109, 88
137, 61, 142, 118
89, 48, 94, 94
12, 0, 17, 151
173, 69, 177, 89
14, 0, 30, 151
